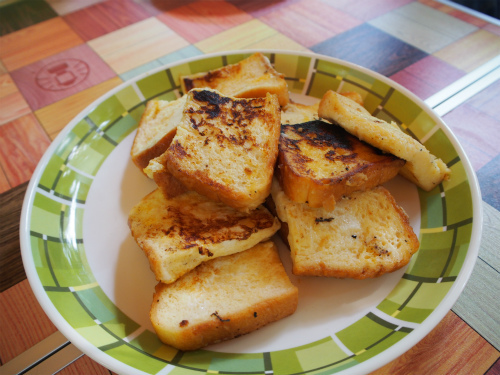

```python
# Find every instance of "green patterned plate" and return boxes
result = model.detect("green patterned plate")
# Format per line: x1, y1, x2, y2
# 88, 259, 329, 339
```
20, 51, 482, 375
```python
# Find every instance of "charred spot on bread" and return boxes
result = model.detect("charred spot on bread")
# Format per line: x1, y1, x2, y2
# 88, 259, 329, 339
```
193, 87, 231, 105
282, 120, 353, 150
169, 140, 189, 158
315, 217, 335, 223
198, 247, 214, 257
192, 89, 231, 119
211, 311, 230, 322
183, 78, 194, 92
160, 200, 276, 247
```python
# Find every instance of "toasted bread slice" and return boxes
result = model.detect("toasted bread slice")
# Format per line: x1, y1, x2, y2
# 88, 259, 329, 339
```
180, 52, 289, 106
143, 152, 189, 199
128, 188, 281, 284
271, 179, 420, 279
281, 100, 319, 125
131, 96, 186, 171
339, 91, 364, 106
318, 90, 451, 191
150, 240, 298, 351
161, 88, 281, 212
280, 92, 361, 126
276, 120, 405, 211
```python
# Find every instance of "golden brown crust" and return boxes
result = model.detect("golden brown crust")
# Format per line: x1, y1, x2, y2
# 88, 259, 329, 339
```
131, 97, 186, 172
151, 158, 188, 199
164, 89, 281, 212
132, 128, 177, 170
150, 241, 298, 351
180, 52, 289, 106
152, 286, 298, 351
276, 120, 405, 211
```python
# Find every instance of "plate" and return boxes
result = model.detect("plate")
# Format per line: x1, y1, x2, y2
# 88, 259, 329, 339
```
20, 50, 482, 375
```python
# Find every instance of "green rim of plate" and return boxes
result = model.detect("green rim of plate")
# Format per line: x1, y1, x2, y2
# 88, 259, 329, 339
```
23, 51, 476, 375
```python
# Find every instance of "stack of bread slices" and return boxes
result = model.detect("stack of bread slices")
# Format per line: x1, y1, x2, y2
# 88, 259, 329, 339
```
128, 52, 450, 351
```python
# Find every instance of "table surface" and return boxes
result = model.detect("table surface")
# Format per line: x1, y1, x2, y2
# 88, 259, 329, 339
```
1, 0, 499, 374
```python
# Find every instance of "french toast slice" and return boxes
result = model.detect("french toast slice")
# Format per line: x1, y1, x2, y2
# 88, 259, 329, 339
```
339, 91, 364, 106
160, 88, 281, 212
280, 92, 362, 126
318, 90, 451, 191
128, 188, 281, 284
180, 52, 290, 106
150, 240, 298, 351
143, 152, 188, 199
271, 179, 420, 279
131, 96, 186, 171
281, 100, 319, 125
276, 120, 405, 211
